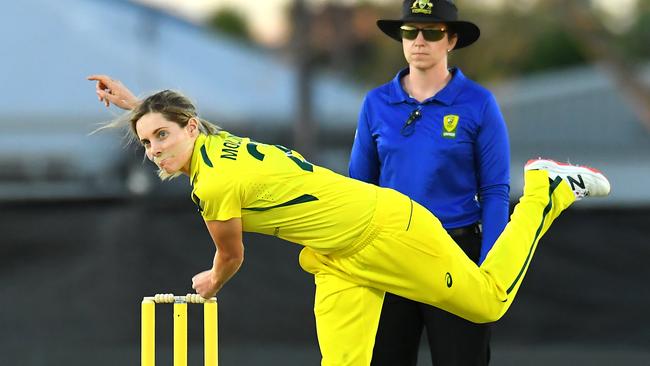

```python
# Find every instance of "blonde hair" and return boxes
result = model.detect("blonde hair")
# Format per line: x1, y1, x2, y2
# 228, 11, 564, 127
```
97, 90, 221, 180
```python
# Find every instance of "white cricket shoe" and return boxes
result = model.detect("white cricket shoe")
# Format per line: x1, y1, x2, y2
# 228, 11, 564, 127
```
524, 158, 611, 199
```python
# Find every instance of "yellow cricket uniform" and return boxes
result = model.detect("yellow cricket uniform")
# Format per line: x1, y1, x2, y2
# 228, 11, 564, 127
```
190, 132, 377, 254
189, 132, 576, 366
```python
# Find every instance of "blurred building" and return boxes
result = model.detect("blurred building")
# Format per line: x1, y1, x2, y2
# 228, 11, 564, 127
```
1, 0, 648, 207
0, 0, 364, 200
495, 64, 650, 206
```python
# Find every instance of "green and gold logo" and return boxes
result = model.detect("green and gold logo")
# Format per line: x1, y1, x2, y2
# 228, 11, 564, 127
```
442, 115, 459, 138
411, 0, 433, 15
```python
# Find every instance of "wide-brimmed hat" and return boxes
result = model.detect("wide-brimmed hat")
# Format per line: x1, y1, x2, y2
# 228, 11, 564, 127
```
377, 0, 480, 49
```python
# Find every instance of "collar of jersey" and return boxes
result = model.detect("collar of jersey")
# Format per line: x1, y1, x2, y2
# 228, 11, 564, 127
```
189, 133, 209, 186
388, 67, 466, 106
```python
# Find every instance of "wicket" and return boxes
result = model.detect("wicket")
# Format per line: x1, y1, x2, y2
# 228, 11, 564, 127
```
142, 293, 218, 366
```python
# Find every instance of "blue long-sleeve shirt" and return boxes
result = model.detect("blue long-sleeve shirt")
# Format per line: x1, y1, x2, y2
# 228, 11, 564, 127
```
349, 68, 510, 263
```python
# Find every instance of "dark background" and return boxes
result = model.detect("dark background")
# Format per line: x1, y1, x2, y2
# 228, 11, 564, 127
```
2, 199, 649, 365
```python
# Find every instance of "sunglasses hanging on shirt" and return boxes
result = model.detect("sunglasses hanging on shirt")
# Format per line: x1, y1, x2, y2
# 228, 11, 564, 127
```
401, 107, 422, 137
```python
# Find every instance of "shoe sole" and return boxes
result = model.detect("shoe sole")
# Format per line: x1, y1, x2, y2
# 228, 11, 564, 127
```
524, 158, 610, 196
525, 158, 603, 175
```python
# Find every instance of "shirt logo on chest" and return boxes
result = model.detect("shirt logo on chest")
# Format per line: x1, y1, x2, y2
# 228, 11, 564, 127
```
442, 115, 459, 139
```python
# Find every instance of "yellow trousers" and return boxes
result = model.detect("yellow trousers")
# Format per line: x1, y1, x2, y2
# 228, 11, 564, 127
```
299, 170, 575, 366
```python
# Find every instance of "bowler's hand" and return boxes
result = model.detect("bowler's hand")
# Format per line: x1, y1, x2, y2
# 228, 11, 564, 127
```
192, 269, 219, 298
87, 74, 139, 110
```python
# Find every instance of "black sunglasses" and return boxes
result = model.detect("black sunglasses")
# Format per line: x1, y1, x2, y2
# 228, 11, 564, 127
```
400, 25, 447, 42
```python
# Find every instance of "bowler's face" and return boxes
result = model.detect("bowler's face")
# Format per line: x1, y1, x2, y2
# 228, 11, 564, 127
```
136, 112, 195, 175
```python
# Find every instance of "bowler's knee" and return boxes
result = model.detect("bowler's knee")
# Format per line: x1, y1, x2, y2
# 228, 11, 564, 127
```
299, 247, 322, 274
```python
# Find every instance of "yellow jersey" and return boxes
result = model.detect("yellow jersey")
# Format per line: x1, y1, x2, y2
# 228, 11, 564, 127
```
189, 132, 377, 254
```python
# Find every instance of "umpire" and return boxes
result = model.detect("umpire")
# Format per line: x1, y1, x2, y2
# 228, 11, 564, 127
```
349, 0, 510, 365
